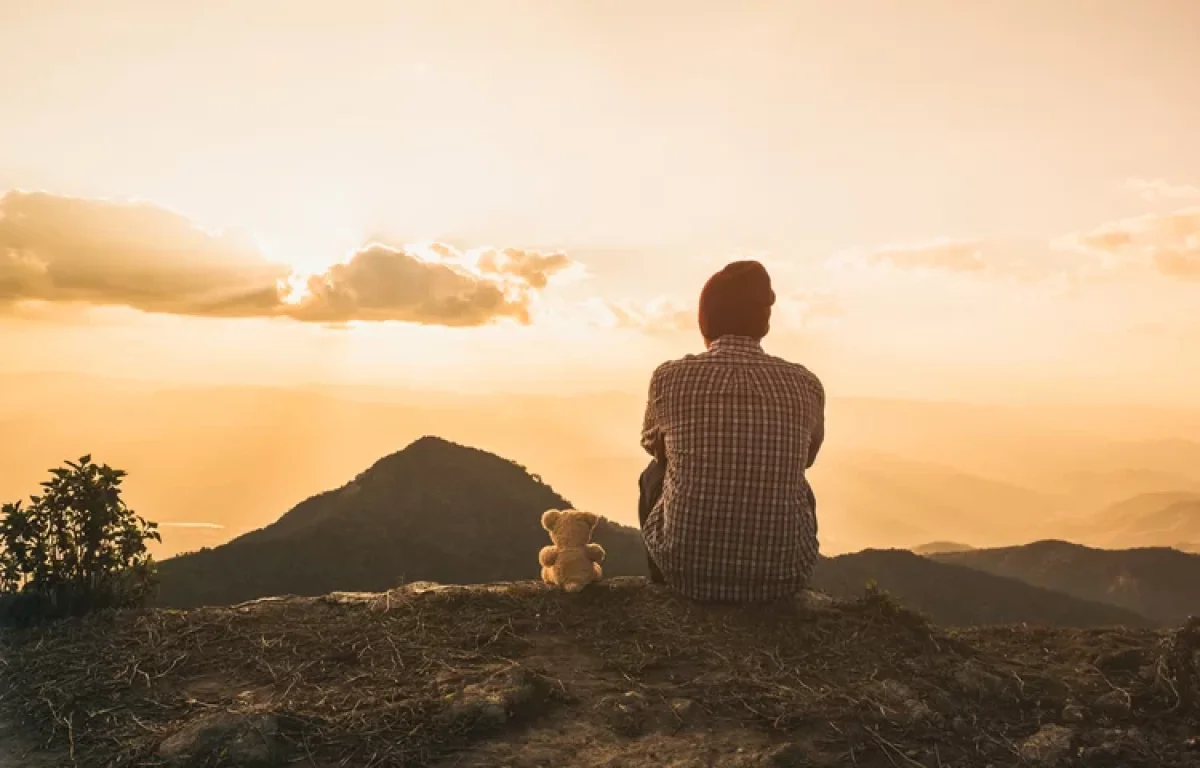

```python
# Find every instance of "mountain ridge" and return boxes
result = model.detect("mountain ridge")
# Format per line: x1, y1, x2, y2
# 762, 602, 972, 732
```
933, 539, 1200, 624
812, 548, 1154, 628
157, 437, 1165, 630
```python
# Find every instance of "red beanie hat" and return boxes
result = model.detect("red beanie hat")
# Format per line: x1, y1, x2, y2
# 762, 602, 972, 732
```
698, 260, 776, 342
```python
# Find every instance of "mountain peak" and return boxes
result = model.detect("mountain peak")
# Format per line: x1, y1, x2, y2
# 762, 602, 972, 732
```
362, 435, 530, 480
156, 440, 650, 608
403, 434, 465, 453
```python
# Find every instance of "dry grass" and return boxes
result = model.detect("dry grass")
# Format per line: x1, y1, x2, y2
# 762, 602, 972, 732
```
2, 578, 1199, 767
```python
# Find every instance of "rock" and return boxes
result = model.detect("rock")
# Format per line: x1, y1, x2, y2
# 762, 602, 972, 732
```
866, 680, 935, 724
953, 661, 1006, 697
323, 591, 380, 605
668, 697, 698, 722
1061, 702, 1086, 723
405, 580, 449, 594
598, 690, 650, 736
157, 712, 280, 767
438, 665, 550, 731
1094, 648, 1145, 673
1080, 742, 1120, 763
1019, 724, 1075, 767
232, 596, 290, 612
1080, 727, 1145, 763
797, 590, 834, 610
1093, 690, 1131, 718
764, 742, 810, 767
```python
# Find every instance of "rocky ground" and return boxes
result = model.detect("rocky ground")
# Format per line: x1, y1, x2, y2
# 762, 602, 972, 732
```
1, 578, 1199, 767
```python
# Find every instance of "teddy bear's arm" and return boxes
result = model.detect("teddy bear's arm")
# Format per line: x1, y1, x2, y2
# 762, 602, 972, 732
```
538, 546, 558, 567
585, 542, 606, 563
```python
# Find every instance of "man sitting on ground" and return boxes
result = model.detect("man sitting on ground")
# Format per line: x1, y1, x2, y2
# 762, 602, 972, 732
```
637, 260, 825, 602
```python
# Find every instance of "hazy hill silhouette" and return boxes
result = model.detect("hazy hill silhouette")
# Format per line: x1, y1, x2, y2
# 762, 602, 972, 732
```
1074, 491, 1200, 551
9, 373, 1200, 560
811, 548, 1154, 628
910, 540, 976, 555
155, 437, 649, 608
933, 539, 1200, 624
154, 437, 1162, 630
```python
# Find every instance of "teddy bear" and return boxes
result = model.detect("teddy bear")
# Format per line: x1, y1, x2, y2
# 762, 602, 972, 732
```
538, 508, 606, 592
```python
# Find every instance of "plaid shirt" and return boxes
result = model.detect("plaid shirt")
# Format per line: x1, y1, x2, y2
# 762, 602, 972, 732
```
640, 335, 824, 602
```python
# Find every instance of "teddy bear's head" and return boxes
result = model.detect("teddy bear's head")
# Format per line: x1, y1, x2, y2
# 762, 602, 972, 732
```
541, 508, 600, 547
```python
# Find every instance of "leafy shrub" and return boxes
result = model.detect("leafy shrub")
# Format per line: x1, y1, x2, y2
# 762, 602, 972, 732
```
0, 456, 160, 626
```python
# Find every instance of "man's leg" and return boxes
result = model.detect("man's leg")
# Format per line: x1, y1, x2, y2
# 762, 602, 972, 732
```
637, 458, 667, 584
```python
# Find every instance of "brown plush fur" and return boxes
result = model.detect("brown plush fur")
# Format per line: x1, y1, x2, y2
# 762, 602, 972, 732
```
538, 508, 606, 592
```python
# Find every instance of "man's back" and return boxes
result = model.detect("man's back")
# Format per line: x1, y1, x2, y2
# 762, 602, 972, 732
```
640, 335, 824, 602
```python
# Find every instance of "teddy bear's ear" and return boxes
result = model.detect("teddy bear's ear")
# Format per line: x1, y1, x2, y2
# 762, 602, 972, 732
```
578, 510, 600, 528
541, 509, 561, 531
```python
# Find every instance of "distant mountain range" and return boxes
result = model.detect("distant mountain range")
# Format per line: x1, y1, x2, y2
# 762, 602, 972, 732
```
1061, 491, 1200, 552
811, 549, 1153, 628
932, 539, 1200, 624
6, 374, 1200, 559
155, 437, 1196, 629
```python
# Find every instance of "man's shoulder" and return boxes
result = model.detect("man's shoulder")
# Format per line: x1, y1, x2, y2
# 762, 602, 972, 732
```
646, 352, 713, 393
761, 351, 822, 382
650, 350, 707, 375
645, 356, 683, 389
650, 349, 824, 391
761, 353, 826, 404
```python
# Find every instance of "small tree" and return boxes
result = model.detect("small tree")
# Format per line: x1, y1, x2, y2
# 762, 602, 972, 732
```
0, 456, 160, 624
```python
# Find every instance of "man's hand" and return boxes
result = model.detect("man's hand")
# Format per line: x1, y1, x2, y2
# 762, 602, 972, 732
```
641, 379, 661, 456
806, 420, 824, 469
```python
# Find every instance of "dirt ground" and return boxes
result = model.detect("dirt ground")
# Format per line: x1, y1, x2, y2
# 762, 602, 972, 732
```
0, 714, 61, 768
2, 578, 1199, 767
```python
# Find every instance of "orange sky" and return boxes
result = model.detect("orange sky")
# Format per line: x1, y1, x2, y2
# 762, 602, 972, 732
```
3, 0, 1200, 405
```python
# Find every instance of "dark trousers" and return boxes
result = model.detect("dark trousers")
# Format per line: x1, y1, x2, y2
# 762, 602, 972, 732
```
637, 457, 818, 586
637, 458, 667, 584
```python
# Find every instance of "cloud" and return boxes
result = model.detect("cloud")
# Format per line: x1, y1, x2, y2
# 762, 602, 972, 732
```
863, 239, 987, 273
1152, 247, 1200, 279
0, 190, 288, 317
475, 247, 572, 289
828, 237, 1079, 286
289, 243, 571, 326
776, 292, 844, 329
1054, 206, 1200, 280
590, 291, 843, 335
0, 190, 576, 326
828, 238, 997, 278
590, 296, 694, 334
1126, 178, 1200, 202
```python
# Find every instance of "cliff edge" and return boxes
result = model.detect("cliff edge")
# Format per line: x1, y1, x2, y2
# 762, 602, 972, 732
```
2, 578, 1199, 767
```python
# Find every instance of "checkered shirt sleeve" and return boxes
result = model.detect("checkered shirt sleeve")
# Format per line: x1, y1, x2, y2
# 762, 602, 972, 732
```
640, 336, 824, 602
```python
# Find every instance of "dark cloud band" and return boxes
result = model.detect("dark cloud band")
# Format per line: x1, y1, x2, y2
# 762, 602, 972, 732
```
0, 190, 573, 326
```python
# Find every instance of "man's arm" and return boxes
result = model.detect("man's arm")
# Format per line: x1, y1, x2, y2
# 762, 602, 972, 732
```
640, 368, 665, 459
806, 377, 825, 469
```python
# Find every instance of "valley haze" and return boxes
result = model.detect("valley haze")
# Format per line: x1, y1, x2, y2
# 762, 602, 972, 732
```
3, 371, 1199, 562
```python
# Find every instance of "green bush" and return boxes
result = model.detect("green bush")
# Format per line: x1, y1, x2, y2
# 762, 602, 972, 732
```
0, 456, 160, 626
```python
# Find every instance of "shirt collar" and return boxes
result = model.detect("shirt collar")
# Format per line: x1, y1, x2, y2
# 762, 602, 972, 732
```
708, 335, 765, 355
